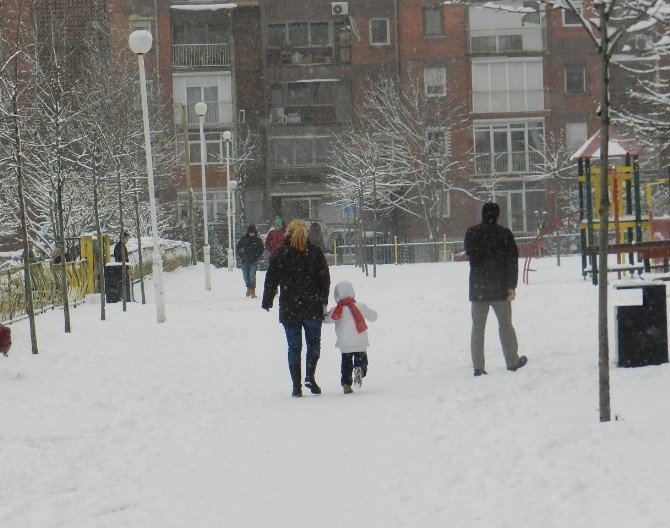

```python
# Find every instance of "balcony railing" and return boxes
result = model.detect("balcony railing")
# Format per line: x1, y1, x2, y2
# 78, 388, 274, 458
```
472, 89, 545, 113
270, 105, 338, 125
468, 27, 545, 54
173, 101, 233, 126
266, 46, 339, 67
474, 150, 545, 176
173, 43, 231, 68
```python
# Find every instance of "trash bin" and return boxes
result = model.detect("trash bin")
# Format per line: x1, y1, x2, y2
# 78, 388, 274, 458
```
104, 262, 131, 303
614, 283, 669, 367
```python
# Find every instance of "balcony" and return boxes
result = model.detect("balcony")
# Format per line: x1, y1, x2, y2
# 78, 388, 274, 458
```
472, 89, 545, 114
474, 150, 545, 176
266, 46, 339, 67
270, 105, 338, 125
172, 43, 231, 68
468, 27, 545, 55
173, 100, 233, 126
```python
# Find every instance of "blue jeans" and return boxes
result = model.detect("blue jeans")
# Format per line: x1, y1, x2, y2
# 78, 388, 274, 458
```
240, 261, 259, 289
282, 319, 322, 367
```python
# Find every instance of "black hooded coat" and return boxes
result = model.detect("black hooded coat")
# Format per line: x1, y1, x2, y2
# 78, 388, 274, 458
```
262, 238, 330, 323
464, 213, 518, 302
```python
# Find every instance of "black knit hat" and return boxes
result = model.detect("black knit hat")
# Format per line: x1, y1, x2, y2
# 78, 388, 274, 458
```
481, 202, 500, 223
247, 224, 257, 234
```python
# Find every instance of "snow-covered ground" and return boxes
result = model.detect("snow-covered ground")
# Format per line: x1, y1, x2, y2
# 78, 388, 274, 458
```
1, 257, 669, 528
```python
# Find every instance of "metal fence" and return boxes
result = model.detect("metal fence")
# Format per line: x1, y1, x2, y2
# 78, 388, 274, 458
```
0, 260, 90, 323
332, 233, 582, 266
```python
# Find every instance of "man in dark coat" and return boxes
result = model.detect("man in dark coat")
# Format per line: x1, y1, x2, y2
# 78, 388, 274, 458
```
262, 220, 330, 397
464, 202, 527, 376
236, 224, 264, 298
114, 231, 130, 263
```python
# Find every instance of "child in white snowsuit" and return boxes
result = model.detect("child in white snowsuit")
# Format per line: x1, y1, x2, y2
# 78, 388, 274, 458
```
324, 281, 377, 394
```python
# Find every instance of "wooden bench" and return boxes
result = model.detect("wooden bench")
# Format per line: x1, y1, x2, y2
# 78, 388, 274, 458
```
585, 240, 670, 285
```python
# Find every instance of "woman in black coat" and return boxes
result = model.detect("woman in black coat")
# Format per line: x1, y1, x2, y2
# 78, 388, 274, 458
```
262, 219, 331, 397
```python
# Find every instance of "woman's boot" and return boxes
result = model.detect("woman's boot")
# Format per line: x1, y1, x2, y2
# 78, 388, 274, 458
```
304, 358, 322, 394
289, 364, 302, 397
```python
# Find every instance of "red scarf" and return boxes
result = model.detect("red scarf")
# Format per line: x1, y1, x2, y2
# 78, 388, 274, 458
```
331, 297, 368, 333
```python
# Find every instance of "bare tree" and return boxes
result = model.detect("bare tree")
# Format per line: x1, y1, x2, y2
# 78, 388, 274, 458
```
329, 71, 469, 240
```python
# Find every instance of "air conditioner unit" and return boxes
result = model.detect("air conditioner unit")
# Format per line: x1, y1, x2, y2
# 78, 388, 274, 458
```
331, 2, 348, 16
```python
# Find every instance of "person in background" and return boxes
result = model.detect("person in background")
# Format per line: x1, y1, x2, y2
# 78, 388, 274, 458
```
324, 280, 377, 394
114, 231, 130, 263
464, 202, 527, 377
262, 219, 330, 398
308, 222, 326, 253
236, 224, 264, 298
264, 216, 285, 255
50, 247, 62, 264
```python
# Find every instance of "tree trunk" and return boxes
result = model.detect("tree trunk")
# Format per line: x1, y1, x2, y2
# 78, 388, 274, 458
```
597, 2, 611, 423
181, 103, 198, 265
117, 169, 128, 311
134, 191, 146, 304
92, 161, 106, 321
56, 183, 71, 333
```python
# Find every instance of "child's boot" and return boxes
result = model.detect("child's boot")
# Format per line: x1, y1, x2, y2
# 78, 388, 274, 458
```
353, 367, 363, 389
343, 384, 353, 394
250, 288, 257, 298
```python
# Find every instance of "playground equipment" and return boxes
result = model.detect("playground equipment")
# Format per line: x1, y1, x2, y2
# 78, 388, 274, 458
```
80, 233, 111, 294
572, 131, 648, 277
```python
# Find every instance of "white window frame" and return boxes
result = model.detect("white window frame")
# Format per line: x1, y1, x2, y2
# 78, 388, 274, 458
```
369, 18, 390, 46
187, 131, 225, 165
471, 57, 544, 113
424, 66, 447, 97
178, 190, 228, 226
562, 1, 583, 27
564, 65, 585, 93
172, 72, 233, 127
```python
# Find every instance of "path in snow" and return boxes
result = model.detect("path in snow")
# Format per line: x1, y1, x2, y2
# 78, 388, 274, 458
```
1, 257, 669, 528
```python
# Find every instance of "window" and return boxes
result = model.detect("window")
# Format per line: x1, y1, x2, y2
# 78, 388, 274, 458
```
270, 81, 350, 124
472, 58, 544, 113
369, 18, 390, 46
565, 122, 587, 152
424, 66, 447, 97
188, 131, 224, 164
267, 22, 334, 48
186, 86, 219, 124
426, 128, 450, 157
423, 8, 444, 37
130, 17, 152, 33
178, 190, 228, 226
562, 1, 582, 26
271, 136, 332, 167
441, 188, 451, 218
474, 121, 544, 175
564, 65, 585, 93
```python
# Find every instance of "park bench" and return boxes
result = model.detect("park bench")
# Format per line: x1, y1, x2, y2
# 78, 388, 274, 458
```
584, 240, 670, 285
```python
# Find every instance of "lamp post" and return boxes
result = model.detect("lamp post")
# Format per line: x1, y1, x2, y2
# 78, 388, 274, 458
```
128, 30, 165, 323
230, 179, 238, 267
194, 101, 211, 290
222, 130, 233, 271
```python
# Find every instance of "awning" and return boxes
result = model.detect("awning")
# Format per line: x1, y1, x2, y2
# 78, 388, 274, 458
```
171, 3, 237, 11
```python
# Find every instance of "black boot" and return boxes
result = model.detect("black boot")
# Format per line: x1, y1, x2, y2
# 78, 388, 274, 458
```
289, 364, 302, 397
304, 358, 322, 394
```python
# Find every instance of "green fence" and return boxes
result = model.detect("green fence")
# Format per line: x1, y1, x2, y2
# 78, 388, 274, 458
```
0, 260, 90, 323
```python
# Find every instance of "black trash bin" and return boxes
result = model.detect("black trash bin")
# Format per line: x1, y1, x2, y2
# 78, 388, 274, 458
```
104, 262, 131, 303
614, 283, 669, 367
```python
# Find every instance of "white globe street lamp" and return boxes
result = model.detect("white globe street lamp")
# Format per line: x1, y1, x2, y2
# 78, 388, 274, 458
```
195, 102, 211, 291
222, 130, 234, 271
128, 30, 166, 323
